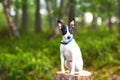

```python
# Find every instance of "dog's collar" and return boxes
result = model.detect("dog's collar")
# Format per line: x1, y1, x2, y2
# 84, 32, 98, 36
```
60, 38, 73, 45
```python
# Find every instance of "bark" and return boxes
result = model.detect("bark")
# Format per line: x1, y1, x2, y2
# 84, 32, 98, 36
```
69, 0, 75, 22
60, 0, 71, 21
54, 72, 92, 80
59, 0, 64, 18
108, 5, 112, 31
0, 0, 3, 2
2, 0, 20, 37
45, 0, 55, 29
49, 0, 71, 40
35, 0, 42, 32
92, 14, 98, 30
14, 0, 19, 26
15, 8, 18, 26
80, 14, 85, 28
108, 17, 112, 31
21, 0, 28, 30
118, 0, 120, 40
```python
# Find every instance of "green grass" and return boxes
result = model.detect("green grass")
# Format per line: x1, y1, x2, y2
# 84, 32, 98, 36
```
0, 27, 120, 80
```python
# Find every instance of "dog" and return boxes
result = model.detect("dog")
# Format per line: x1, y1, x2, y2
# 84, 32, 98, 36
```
58, 18, 83, 75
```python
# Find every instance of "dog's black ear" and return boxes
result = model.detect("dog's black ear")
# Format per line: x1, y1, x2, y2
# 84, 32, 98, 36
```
58, 20, 63, 29
69, 18, 75, 27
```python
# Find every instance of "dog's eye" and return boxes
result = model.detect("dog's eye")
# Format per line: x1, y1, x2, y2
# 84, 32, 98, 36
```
61, 27, 67, 35
64, 29, 67, 32
62, 30, 67, 35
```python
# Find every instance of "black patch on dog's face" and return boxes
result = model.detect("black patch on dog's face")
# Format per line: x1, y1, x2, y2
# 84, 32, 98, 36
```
61, 25, 74, 35
61, 25, 67, 35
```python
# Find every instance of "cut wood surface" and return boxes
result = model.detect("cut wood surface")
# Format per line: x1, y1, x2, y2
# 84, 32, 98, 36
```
54, 71, 92, 80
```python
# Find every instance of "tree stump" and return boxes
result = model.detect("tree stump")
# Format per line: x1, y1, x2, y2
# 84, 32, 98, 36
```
54, 71, 92, 80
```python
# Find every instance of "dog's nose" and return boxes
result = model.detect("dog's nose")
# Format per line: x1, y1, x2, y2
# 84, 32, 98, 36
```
67, 36, 71, 39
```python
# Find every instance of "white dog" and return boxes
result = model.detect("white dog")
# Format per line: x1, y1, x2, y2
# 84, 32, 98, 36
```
58, 18, 84, 75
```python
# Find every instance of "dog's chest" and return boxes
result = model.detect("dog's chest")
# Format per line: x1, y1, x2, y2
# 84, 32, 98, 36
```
60, 42, 75, 60
61, 46, 72, 60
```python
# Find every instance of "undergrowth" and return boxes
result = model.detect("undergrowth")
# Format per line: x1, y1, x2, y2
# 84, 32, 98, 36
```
0, 27, 120, 80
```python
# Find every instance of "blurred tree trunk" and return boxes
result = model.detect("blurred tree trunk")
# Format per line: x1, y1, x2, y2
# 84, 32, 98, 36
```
14, 0, 19, 26
118, 0, 120, 40
59, 0, 64, 18
45, 0, 55, 30
21, 0, 28, 30
108, 5, 112, 31
92, 14, 98, 30
69, 0, 75, 22
80, 14, 85, 28
108, 16, 112, 31
35, 0, 42, 32
60, 1, 71, 21
49, 0, 71, 40
1, 0, 20, 37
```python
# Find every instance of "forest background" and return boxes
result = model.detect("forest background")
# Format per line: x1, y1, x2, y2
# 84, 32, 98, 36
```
0, 0, 120, 80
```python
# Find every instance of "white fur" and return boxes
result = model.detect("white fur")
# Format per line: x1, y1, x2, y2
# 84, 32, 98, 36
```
60, 26, 83, 74
59, 20, 91, 75
63, 26, 73, 41
60, 39, 83, 74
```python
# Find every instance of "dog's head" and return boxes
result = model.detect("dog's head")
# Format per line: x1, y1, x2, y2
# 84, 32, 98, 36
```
58, 18, 75, 41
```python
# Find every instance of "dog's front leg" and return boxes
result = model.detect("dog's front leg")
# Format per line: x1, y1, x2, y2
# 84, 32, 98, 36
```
60, 54, 65, 73
70, 54, 75, 74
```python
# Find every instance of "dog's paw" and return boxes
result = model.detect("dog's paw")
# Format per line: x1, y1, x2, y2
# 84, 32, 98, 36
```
61, 70, 65, 73
79, 70, 91, 76
70, 71, 75, 75
65, 70, 70, 73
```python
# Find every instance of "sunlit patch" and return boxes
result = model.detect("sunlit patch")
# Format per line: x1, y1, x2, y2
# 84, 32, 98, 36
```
75, 17, 80, 22
40, 9, 47, 15
111, 17, 118, 23
97, 17, 102, 25
10, 7, 16, 16
85, 12, 93, 23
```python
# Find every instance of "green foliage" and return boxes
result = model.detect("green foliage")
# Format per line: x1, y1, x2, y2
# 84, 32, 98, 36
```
0, 32, 59, 80
76, 27, 120, 67
0, 27, 120, 80
77, 0, 117, 21
0, 10, 8, 29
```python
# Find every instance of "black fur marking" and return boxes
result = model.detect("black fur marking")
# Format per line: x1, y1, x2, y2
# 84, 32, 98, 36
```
61, 25, 74, 35
61, 26, 67, 35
